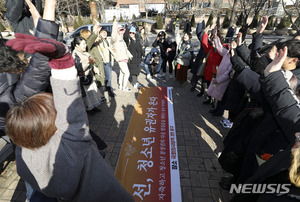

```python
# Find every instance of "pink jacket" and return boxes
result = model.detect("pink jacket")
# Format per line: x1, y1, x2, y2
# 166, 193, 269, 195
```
207, 36, 232, 101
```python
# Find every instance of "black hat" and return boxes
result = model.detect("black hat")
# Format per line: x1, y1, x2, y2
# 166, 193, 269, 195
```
158, 31, 166, 37
152, 51, 159, 57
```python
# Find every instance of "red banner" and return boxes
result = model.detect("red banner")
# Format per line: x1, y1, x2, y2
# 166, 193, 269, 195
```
115, 87, 181, 202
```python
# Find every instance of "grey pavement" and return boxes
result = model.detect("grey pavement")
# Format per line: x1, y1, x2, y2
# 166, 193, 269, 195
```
0, 32, 293, 202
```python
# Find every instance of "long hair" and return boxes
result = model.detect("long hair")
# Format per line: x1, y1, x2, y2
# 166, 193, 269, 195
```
290, 147, 300, 187
71, 35, 85, 52
5, 93, 57, 149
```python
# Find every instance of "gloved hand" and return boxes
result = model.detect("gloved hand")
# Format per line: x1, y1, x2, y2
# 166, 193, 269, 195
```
6, 33, 74, 69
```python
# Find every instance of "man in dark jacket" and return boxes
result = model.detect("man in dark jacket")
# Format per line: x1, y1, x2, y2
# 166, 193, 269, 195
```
5, 0, 42, 35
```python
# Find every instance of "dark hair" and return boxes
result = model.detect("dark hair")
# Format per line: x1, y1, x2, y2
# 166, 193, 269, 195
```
0, 39, 28, 73
182, 32, 192, 41
99, 28, 107, 34
277, 40, 300, 69
5, 93, 57, 149
71, 35, 85, 51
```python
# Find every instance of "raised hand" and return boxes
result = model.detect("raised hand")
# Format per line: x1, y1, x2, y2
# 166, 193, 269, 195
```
25, 0, 41, 28
257, 16, 268, 34
230, 40, 237, 50
237, 32, 243, 46
264, 46, 287, 76
6, 33, 74, 69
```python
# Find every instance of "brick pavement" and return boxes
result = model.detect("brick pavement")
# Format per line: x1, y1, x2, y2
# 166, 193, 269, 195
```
0, 67, 232, 202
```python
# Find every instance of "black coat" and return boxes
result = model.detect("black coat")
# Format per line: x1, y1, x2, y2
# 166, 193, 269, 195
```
0, 19, 58, 136
236, 33, 272, 75
124, 29, 143, 76
152, 38, 170, 58
5, 0, 42, 35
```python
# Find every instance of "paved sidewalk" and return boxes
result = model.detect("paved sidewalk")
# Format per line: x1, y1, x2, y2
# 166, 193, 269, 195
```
0, 67, 232, 202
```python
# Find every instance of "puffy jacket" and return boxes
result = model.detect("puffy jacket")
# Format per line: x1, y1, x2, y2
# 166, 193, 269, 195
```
5, 0, 42, 35
144, 47, 162, 70
111, 21, 132, 62
0, 18, 58, 136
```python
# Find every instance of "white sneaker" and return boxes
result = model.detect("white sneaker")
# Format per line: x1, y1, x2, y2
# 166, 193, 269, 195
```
169, 74, 173, 79
162, 72, 166, 77
133, 83, 141, 89
146, 74, 151, 79
122, 87, 131, 92
156, 73, 161, 78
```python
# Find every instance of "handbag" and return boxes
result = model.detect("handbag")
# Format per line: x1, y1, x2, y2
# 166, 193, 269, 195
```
80, 70, 94, 86
197, 49, 212, 77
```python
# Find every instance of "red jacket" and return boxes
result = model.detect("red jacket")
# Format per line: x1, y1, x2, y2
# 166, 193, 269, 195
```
201, 33, 228, 81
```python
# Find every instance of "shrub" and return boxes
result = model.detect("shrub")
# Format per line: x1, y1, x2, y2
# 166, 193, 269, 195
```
191, 14, 195, 27
222, 10, 230, 29
119, 15, 125, 22
78, 15, 84, 27
266, 16, 274, 30
206, 12, 214, 27
156, 14, 163, 29
73, 20, 79, 30
249, 14, 259, 29
0, 21, 5, 32
277, 16, 291, 29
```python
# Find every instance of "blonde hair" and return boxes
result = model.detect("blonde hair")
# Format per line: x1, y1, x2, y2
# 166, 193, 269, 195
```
80, 30, 92, 40
290, 147, 300, 187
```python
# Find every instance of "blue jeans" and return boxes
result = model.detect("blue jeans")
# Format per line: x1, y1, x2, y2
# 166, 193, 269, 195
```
25, 181, 57, 202
143, 63, 150, 75
103, 62, 112, 87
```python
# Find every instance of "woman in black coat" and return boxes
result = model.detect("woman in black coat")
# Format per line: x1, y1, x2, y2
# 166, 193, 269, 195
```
124, 26, 143, 88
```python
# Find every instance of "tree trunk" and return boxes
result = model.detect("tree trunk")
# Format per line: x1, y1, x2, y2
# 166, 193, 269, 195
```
229, 0, 237, 26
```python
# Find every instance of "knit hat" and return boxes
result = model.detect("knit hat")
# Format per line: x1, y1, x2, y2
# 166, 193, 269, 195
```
130, 26, 136, 33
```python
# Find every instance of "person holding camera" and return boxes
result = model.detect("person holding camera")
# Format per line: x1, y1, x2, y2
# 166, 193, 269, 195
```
144, 47, 162, 80
152, 31, 172, 78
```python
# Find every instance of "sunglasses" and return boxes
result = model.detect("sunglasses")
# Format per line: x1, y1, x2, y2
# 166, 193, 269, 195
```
130, 32, 136, 35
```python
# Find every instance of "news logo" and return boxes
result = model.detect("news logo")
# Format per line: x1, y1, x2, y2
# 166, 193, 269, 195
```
229, 184, 291, 194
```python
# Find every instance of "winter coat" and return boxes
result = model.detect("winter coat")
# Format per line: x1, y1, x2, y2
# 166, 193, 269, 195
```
86, 33, 105, 86
236, 33, 272, 75
144, 47, 162, 70
201, 33, 224, 81
175, 30, 193, 67
5, 0, 42, 35
111, 21, 133, 62
0, 18, 58, 136
16, 69, 134, 202
231, 71, 300, 201
207, 36, 232, 101
72, 47, 93, 77
124, 29, 144, 75
152, 37, 170, 59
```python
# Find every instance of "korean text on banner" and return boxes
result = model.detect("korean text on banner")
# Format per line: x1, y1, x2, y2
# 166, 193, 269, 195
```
115, 87, 181, 202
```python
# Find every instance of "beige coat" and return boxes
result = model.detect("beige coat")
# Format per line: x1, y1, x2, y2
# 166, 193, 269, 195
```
111, 20, 133, 62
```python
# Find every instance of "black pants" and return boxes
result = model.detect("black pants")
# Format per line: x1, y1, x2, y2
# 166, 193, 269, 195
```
161, 58, 173, 74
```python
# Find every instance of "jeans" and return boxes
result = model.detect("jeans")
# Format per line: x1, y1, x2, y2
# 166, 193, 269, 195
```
103, 62, 112, 87
25, 181, 57, 202
143, 63, 150, 75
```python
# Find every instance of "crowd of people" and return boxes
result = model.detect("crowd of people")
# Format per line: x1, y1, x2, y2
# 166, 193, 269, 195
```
1, 0, 300, 201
